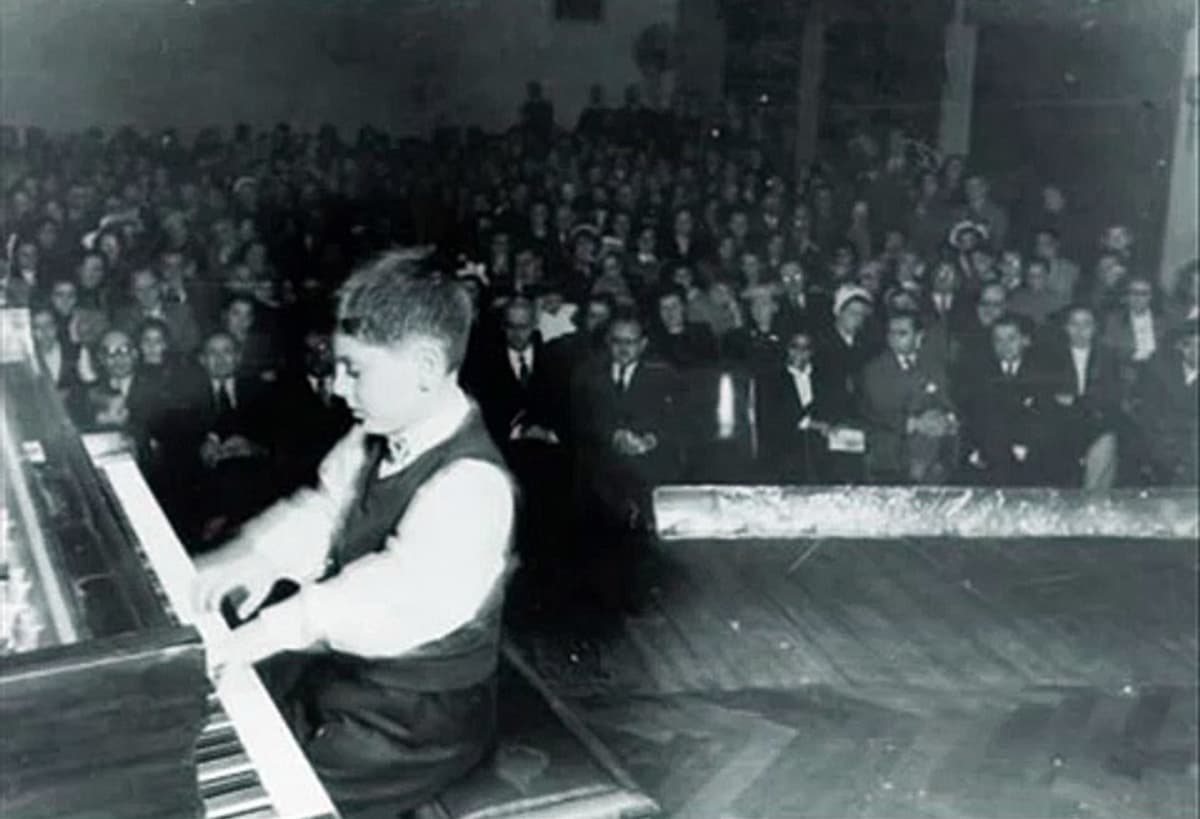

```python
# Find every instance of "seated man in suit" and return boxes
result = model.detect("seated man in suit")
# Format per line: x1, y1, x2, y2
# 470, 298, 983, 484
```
961, 313, 1052, 486
115, 267, 201, 355
1037, 304, 1122, 489
468, 297, 570, 601
272, 325, 354, 494
1103, 274, 1166, 392
177, 330, 277, 546
81, 329, 143, 433
922, 262, 972, 365
650, 286, 719, 370
30, 305, 86, 415
570, 311, 681, 613
469, 297, 562, 447
721, 285, 785, 374
775, 260, 830, 338
755, 327, 838, 483
1132, 320, 1198, 485
952, 282, 1009, 390
859, 310, 959, 484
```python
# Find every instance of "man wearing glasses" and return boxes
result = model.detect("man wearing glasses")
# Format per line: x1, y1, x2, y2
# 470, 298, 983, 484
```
84, 329, 141, 431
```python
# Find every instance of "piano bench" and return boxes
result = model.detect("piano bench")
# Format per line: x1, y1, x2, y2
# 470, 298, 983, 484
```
419, 643, 660, 819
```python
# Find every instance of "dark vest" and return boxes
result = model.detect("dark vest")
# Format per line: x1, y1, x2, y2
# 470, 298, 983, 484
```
317, 407, 514, 701
258, 407, 515, 816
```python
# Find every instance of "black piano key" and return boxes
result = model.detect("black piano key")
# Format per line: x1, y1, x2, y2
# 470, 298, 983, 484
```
203, 777, 275, 819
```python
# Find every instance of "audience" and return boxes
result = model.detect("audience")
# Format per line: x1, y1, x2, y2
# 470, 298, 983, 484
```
1, 86, 1195, 556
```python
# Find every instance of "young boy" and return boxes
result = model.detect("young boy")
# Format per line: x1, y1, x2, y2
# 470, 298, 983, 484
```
194, 252, 515, 817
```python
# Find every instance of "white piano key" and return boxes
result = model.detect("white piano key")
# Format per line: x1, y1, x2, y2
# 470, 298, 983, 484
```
198, 750, 255, 786
94, 454, 338, 819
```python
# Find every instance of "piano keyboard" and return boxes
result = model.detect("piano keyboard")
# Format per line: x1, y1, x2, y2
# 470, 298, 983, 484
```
90, 449, 339, 819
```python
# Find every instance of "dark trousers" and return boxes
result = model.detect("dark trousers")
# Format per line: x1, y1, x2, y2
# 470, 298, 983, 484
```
256, 651, 496, 818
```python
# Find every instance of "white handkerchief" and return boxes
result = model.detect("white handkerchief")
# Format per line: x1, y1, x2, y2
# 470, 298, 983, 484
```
827, 426, 866, 453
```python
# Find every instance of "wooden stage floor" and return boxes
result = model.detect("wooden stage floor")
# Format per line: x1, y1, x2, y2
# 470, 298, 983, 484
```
511, 536, 1199, 819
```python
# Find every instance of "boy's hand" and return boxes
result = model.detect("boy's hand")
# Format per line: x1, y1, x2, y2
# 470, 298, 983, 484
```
199, 434, 223, 468
206, 616, 279, 682
193, 549, 278, 623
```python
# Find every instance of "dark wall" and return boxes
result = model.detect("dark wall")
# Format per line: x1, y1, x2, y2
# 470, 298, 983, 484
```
0, 0, 678, 135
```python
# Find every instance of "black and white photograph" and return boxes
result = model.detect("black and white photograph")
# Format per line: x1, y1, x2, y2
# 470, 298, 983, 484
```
0, 1, 1197, 817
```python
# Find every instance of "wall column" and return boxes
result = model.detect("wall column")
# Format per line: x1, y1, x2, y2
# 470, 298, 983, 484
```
937, 0, 977, 156
793, 0, 827, 173
1161, 19, 1200, 292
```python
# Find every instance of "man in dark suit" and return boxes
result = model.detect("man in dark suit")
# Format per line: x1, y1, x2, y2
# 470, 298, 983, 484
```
176, 331, 276, 548
114, 267, 201, 354
272, 327, 353, 494
570, 312, 681, 613
1132, 320, 1198, 485
1036, 304, 1122, 489
721, 285, 786, 374
961, 313, 1053, 485
468, 297, 571, 599
650, 286, 719, 370
859, 310, 959, 484
775, 260, 831, 338
755, 327, 837, 483
469, 297, 562, 446
921, 261, 972, 370
30, 306, 85, 416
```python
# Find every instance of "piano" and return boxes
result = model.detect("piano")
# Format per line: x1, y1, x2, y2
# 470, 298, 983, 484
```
0, 329, 338, 819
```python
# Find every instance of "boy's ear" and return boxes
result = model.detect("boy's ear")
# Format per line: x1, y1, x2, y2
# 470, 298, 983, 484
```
412, 338, 448, 388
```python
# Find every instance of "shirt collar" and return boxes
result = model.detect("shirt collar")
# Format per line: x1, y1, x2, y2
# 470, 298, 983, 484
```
383, 386, 471, 468
788, 363, 812, 377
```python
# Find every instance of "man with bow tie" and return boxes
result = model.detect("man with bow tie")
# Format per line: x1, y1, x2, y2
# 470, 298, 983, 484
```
859, 310, 959, 483
194, 254, 515, 817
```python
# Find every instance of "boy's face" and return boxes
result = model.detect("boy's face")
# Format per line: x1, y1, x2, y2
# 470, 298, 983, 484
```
333, 333, 438, 435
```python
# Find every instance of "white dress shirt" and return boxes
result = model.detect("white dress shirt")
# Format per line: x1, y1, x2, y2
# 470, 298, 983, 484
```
1070, 346, 1091, 395
41, 344, 64, 383
212, 377, 237, 408
507, 347, 533, 381
788, 364, 814, 410
612, 360, 638, 390
242, 386, 513, 658
111, 374, 134, 398
1129, 311, 1156, 361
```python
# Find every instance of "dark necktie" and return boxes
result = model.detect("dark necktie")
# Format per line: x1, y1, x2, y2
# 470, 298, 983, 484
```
517, 353, 531, 386
614, 364, 629, 393
216, 381, 234, 417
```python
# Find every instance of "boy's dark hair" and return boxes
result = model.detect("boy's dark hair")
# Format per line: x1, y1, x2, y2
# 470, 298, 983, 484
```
336, 251, 473, 372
